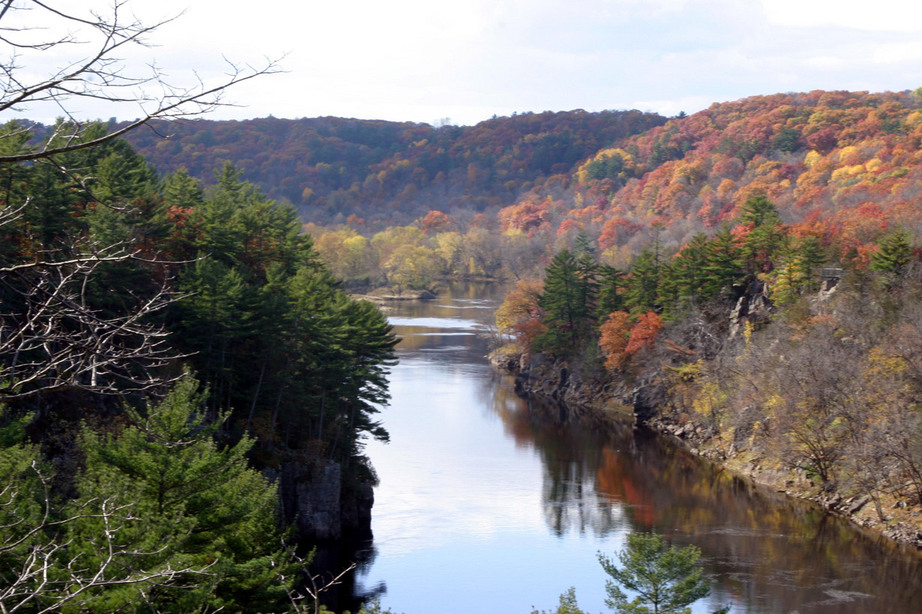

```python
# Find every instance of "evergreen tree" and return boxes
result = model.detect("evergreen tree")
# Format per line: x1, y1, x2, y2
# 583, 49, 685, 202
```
871, 228, 915, 289
660, 232, 709, 316
598, 264, 626, 318
72, 376, 289, 612
599, 532, 726, 614
738, 195, 785, 275
700, 225, 743, 301
538, 250, 598, 355
767, 235, 825, 305
623, 248, 662, 314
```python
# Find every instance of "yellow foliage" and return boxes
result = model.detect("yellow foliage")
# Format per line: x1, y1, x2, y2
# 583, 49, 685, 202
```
865, 347, 908, 379
838, 145, 859, 163
673, 360, 704, 382
691, 380, 726, 420
830, 164, 866, 183
716, 178, 736, 199
601, 244, 634, 269
804, 150, 822, 168
756, 160, 782, 176
764, 393, 785, 412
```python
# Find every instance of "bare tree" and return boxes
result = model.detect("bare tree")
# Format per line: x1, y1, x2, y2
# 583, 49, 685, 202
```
0, 0, 280, 400
279, 546, 357, 614
0, 0, 281, 162
0, 245, 183, 400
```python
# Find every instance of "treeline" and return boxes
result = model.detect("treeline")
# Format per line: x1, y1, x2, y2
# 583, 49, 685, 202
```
291, 90, 922, 299
304, 210, 549, 290
0, 120, 396, 611
121, 110, 667, 225
496, 193, 922, 526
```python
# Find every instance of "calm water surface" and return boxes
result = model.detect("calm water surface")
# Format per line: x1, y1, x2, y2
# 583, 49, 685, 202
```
355, 284, 922, 613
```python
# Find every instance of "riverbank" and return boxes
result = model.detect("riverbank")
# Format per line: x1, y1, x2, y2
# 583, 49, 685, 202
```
491, 347, 922, 550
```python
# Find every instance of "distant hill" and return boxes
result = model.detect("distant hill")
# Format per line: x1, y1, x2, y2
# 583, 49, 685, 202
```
121, 110, 667, 225
496, 89, 922, 258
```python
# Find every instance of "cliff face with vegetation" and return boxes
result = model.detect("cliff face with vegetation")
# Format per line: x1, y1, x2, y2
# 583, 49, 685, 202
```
480, 90, 922, 548
492, 194, 922, 547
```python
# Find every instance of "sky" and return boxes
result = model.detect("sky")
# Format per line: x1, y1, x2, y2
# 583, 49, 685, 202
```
8, 0, 922, 126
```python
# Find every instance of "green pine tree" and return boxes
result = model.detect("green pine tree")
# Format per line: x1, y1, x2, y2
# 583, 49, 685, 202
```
538, 249, 598, 356
71, 375, 289, 612
599, 532, 727, 614
700, 225, 743, 301
871, 228, 915, 289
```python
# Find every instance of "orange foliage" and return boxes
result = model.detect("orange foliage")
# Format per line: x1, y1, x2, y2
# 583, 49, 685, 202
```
625, 312, 663, 356
419, 210, 455, 234
498, 199, 551, 234
599, 311, 632, 371
495, 278, 545, 354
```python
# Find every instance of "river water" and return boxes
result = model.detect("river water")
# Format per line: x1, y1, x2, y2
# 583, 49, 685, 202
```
354, 283, 922, 614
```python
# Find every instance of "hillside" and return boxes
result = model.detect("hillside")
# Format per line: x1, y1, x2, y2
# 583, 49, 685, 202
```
121, 110, 667, 225
503, 89, 922, 264
490, 89, 922, 550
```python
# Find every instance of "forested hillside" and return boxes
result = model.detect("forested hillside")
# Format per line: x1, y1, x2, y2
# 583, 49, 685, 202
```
0, 120, 396, 611
499, 90, 922, 264
121, 110, 667, 224
490, 89, 922, 545
9, 83, 922, 609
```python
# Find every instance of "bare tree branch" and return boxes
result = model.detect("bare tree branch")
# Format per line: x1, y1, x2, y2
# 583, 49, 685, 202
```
0, 0, 284, 163
0, 461, 214, 614
0, 0, 277, 400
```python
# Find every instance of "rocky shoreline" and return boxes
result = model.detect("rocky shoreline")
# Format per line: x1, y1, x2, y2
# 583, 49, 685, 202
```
490, 349, 922, 550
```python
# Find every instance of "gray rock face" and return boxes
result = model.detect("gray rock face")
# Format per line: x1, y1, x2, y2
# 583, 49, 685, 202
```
269, 459, 375, 543
278, 460, 342, 541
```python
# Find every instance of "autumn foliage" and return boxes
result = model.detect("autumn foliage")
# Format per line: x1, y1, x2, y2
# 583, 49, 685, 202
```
599, 312, 631, 370
599, 311, 663, 371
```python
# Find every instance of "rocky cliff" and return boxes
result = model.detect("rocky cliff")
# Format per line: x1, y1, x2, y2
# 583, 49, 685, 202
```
269, 460, 374, 543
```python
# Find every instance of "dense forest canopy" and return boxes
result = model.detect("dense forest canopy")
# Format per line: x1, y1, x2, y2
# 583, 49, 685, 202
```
0, 119, 397, 611
120, 109, 668, 225
114, 89, 922, 291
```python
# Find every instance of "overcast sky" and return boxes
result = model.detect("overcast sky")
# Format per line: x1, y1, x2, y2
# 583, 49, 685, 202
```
9, 0, 922, 126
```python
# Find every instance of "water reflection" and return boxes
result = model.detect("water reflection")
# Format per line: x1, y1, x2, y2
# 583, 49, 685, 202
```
359, 284, 922, 614
492, 391, 922, 613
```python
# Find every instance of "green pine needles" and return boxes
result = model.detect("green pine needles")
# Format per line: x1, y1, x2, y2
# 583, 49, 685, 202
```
599, 532, 728, 614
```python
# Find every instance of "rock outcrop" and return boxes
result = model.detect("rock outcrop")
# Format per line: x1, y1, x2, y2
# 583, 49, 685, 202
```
270, 460, 374, 543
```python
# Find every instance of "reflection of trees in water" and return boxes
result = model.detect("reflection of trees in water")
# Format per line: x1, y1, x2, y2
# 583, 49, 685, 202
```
491, 388, 628, 536
401, 285, 922, 612
490, 384, 922, 612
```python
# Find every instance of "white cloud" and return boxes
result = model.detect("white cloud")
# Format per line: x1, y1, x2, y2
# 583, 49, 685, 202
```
7, 0, 922, 126
760, 0, 922, 32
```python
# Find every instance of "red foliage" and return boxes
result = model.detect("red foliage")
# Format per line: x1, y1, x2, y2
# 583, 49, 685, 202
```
166, 205, 193, 227
556, 219, 580, 237
598, 216, 642, 250
624, 312, 663, 356
419, 210, 455, 234
498, 199, 551, 233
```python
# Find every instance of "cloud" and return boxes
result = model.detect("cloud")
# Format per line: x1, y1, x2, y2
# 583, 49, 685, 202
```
760, 0, 922, 32
8, 0, 922, 126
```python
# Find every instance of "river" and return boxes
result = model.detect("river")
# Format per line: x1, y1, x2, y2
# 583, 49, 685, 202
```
354, 283, 922, 614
